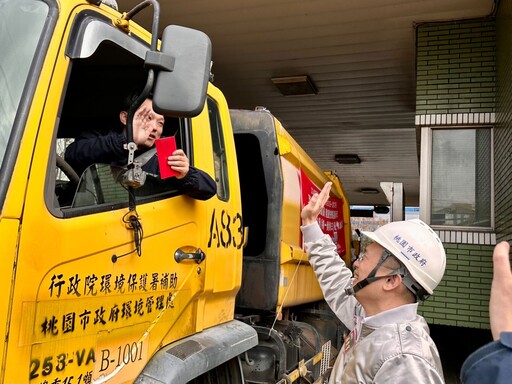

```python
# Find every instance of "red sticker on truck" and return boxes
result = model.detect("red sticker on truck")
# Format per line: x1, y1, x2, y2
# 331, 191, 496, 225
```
300, 169, 346, 256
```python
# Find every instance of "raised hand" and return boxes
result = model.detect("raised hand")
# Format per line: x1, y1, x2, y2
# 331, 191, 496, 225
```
490, 241, 512, 340
132, 103, 152, 146
301, 182, 332, 226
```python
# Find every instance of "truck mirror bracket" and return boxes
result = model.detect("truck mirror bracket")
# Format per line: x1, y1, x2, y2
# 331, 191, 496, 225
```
144, 50, 175, 72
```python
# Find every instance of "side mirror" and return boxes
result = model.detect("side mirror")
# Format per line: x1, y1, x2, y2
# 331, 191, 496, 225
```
152, 25, 212, 117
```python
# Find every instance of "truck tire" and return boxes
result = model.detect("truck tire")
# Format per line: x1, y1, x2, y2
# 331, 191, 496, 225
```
187, 357, 243, 384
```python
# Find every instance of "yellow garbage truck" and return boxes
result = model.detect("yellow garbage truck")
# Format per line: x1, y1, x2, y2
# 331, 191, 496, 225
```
0, 0, 351, 383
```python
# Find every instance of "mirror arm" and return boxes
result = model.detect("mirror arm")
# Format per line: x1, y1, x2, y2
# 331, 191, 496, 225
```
117, 1, 163, 225
145, 51, 175, 72
125, 0, 161, 158
121, 0, 160, 50
125, 70, 154, 164
125, 70, 153, 210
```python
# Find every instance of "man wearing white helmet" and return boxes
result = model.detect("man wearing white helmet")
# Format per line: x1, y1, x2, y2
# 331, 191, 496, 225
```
301, 182, 446, 383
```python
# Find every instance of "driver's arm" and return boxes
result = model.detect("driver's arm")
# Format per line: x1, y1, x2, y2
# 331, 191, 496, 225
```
65, 131, 127, 176
142, 157, 217, 201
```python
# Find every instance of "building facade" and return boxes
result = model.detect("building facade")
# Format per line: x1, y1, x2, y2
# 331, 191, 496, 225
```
415, 0, 511, 329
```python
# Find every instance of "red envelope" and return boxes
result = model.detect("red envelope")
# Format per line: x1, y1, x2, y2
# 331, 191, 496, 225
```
155, 136, 179, 179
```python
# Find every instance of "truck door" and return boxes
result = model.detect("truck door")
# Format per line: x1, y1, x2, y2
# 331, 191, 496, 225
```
5, 9, 211, 383
198, 90, 245, 330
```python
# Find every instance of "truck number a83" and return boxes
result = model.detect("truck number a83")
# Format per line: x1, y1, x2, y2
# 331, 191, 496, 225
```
208, 209, 244, 249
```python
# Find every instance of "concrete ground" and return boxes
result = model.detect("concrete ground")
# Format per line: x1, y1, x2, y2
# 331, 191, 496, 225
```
430, 324, 493, 384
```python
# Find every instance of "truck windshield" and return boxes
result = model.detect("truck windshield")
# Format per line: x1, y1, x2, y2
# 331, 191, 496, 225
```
0, 0, 48, 169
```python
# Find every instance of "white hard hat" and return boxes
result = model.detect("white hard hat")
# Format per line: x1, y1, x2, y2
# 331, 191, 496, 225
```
362, 219, 446, 297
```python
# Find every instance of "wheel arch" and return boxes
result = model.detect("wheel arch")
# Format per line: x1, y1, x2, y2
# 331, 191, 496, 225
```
135, 320, 257, 383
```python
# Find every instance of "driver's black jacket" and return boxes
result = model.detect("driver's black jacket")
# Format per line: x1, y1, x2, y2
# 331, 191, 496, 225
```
64, 131, 217, 201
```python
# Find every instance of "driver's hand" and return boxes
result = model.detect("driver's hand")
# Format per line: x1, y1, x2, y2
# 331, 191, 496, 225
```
167, 150, 190, 179
133, 104, 152, 146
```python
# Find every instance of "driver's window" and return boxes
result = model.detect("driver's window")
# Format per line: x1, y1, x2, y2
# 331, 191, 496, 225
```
71, 164, 127, 208
52, 40, 193, 217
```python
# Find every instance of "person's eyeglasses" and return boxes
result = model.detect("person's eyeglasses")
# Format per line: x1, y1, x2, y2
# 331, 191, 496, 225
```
355, 238, 374, 263
355, 251, 367, 263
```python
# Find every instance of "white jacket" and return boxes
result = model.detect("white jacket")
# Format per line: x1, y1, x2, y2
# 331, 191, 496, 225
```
302, 223, 445, 384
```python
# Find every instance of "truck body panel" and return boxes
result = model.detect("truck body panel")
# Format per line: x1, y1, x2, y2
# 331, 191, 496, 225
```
231, 109, 350, 312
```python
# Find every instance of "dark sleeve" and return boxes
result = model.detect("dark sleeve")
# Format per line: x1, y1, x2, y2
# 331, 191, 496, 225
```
65, 131, 127, 176
141, 158, 216, 201
175, 166, 217, 200
460, 332, 512, 384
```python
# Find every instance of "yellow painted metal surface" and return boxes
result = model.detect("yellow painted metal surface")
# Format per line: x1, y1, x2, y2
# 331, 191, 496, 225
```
0, 3, 242, 384
0, 218, 19, 375
194, 84, 244, 330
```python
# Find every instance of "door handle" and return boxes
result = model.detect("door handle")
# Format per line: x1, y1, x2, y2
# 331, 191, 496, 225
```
174, 248, 206, 264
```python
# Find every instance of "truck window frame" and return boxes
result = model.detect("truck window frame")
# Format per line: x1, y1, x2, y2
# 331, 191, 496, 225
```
46, 10, 197, 219
0, 0, 56, 213
206, 97, 229, 201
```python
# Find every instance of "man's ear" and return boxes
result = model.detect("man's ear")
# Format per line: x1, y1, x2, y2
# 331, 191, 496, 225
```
119, 111, 128, 125
383, 274, 403, 292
